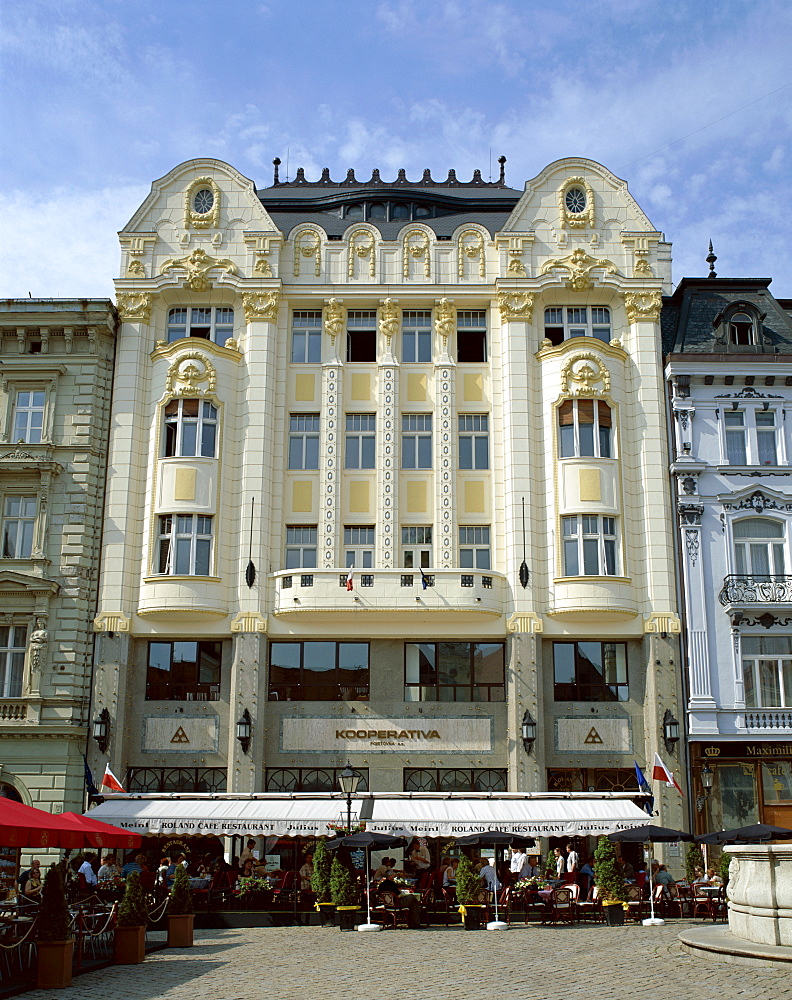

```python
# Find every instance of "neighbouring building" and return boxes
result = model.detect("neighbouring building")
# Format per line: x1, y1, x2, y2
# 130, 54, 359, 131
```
89, 155, 685, 847
664, 269, 792, 834
0, 299, 117, 811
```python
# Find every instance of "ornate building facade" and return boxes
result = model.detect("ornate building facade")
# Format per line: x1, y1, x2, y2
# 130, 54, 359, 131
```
89, 156, 684, 835
664, 275, 792, 833
0, 299, 117, 811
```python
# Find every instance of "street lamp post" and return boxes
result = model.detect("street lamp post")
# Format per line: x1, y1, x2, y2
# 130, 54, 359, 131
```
338, 763, 362, 832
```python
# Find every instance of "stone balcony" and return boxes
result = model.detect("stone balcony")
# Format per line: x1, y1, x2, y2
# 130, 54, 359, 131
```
719, 575, 792, 612
0, 699, 28, 723
270, 568, 506, 620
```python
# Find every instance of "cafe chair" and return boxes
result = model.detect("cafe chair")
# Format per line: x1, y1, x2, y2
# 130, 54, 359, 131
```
542, 886, 576, 925
709, 888, 728, 923
374, 891, 410, 929
623, 885, 644, 923
577, 885, 603, 923
691, 886, 712, 920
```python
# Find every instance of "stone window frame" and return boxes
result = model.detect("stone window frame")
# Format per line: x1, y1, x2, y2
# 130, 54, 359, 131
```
0, 366, 65, 446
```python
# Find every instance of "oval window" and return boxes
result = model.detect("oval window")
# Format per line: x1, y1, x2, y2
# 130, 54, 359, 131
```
193, 188, 214, 214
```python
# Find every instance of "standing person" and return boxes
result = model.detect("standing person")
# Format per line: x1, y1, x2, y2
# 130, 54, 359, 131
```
509, 847, 529, 883
79, 852, 98, 888
478, 858, 501, 893
553, 846, 566, 882
238, 838, 257, 869
299, 853, 314, 890
565, 841, 579, 885
23, 860, 42, 898
407, 838, 431, 873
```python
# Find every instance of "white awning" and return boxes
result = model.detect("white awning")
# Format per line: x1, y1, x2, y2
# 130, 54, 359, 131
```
367, 796, 651, 838
87, 792, 650, 839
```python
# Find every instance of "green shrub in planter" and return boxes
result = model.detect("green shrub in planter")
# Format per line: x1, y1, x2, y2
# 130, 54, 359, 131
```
118, 871, 148, 927
37, 866, 71, 943
311, 840, 332, 903
593, 836, 627, 903
329, 857, 358, 907
168, 864, 194, 916
454, 854, 481, 906
719, 852, 731, 883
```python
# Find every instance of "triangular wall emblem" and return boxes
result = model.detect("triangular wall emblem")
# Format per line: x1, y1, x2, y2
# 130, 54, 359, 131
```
584, 727, 603, 744
170, 726, 190, 744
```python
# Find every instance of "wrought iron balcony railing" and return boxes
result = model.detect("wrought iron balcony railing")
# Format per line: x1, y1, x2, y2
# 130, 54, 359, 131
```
718, 574, 792, 606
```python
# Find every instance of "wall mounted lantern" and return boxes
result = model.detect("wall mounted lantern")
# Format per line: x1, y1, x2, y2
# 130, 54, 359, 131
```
92, 708, 110, 755
663, 709, 680, 754
521, 710, 537, 755
236, 709, 252, 756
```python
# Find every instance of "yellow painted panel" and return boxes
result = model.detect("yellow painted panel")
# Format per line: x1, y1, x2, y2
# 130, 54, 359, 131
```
579, 468, 602, 503
406, 373, 428, 401
349, 480, 370, 513
405, 481, 427, 513
463, 373, 483, 401
173, 467, 196, 502
464, 480, 486, 513
350, 373, 371, 401
294, 373, 315, 401
292, 480, 313, 512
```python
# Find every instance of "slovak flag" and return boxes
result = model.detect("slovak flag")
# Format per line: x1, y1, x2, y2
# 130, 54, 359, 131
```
101, 765, 126, 794
652, 753, 684, 796
345, 567, 354, 591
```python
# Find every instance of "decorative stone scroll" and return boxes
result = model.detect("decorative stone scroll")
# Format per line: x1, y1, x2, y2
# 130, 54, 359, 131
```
242, 290, 280, 322
159, 248, 238, 291
93, 611, 131, 633
540, 248, 618, 289
644, 612, 681, 634
164, 351, 217, 397
560, 352, 611, 396
506, 612, 543, 634
497, 292, 535, 322
231, 611, 267, 634
624, 291, 662, 323
116, 292, 153, 324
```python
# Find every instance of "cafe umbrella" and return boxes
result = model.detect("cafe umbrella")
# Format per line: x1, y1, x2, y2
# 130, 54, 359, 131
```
455, 831, 536, 930
696, 823, 792, 845
608, 824, 694, 926
325, 831, 407, 932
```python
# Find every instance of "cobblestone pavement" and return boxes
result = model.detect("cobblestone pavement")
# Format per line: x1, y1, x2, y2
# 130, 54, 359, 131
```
24, 921, 792, 1000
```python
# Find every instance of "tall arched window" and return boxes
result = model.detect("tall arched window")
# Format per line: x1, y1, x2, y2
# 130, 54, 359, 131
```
733, 517, 785, 578
558, 399, 612, 457
729, 311, 755, 345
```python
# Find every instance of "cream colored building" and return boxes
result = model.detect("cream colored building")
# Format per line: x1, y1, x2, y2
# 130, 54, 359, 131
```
0, 299, 117, 811
90, 156, 685, 839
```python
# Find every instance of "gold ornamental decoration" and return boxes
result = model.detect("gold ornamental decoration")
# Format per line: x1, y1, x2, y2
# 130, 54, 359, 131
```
434, 298, 455, 346
164, 351, 217, 397
624, 291, 662, 323
558, 176, 595, 229
294, 229, 322, 277
403, 230, 430, 279
498, 291, 535, 322
379, 298, 400, 347
540, 248, 618, 290
159, 248, 238, 291
560, 352, 611, 397
116, 292, 154, 324
242, 290, 280, 323
458, 230, 485, 279
348, 230, 376, 278
183, 177, 221, 230
324, 298, 345, 346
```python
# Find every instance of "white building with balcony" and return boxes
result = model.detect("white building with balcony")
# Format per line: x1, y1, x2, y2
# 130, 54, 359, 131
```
89, 156, 684, 848
664, 273, 792, 834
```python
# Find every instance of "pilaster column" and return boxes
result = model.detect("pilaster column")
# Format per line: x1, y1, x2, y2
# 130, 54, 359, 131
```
678, 501, 716, 708
377, 300, 400, 568
227, 631, 263, 792
321, 298, 345, 567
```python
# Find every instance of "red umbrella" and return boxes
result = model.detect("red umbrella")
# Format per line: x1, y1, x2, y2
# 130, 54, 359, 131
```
0, 799, 141, 850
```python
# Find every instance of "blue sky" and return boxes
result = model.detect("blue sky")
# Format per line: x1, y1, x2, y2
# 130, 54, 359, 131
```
1, 0, 791, 298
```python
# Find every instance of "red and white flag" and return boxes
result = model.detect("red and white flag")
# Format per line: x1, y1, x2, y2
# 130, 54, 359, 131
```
345, 567, 354, 591
101, 765, 126, 794
652, 753, 684, 796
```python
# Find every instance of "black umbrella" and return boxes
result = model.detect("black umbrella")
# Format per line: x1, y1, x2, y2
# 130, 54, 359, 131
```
325, 831, 407, 930
455, 830, 535, 848
608, 824, 693, 843
455, 830, 535, 928
696, 823, 792, 845
608, 824, 693, 925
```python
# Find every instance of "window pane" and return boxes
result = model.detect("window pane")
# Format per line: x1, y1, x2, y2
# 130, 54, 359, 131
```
439, 642, 470, 686
582, 538, 599, 574
554, 644, 575, 685
474, 643, 503, 684
564, 539, 579, 576
417, 436, 432, 468
759, 661, 781, 705
303, 641, 336, 700
474, 436, 489, 469
459, 437, 472, 468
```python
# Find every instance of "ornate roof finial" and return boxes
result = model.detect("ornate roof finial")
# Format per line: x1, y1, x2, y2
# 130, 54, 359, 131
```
272, 157, 281, 185
498, 155, 507, 185
706, 240, 717, 278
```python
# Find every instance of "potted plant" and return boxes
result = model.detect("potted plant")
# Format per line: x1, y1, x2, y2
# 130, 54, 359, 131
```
719, 851, 731, 889
115, 871, 148, 963
167, 864, 194, 947
330, 856, 360, 930
593, 836, 627, 926
455, 854, 485, 930
36, 865, 73, 990
311, 840, 335, 925
234, 875, 274, 909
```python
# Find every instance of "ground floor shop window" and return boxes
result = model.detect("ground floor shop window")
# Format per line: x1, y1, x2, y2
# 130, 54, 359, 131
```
547, 768, 636, 792
145, 640, 222, 701
126, 767, 227, 793
404, 641, 505, 702
403, 768, 507, 792
268, 641, 369, 701
265, 767, 369, 792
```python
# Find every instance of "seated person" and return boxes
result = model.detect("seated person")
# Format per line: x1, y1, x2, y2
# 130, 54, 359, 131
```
442, 859, 459, 887
523, 857, 542, 880
377, 873, 421, 928
651, 863, 676, 896
705, 867, 723, 885
240, 859, 256, 878
98, 854, 120, 880
477, 859, 501, 893
372, 857, 394, 880
619, 858, 635, 880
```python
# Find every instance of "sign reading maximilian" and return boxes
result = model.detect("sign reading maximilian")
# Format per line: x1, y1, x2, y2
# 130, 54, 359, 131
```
281, 717, 493, 753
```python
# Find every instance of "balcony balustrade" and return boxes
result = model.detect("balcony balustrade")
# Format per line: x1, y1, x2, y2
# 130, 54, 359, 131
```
744, 710, 792, 731
271, 568, 505, 618
718, 574, 792, 607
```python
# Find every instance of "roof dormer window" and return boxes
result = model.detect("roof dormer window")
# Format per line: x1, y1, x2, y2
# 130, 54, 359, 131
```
730, 311, 754, 346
